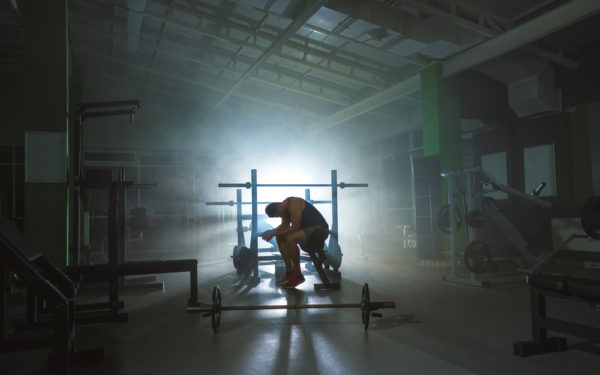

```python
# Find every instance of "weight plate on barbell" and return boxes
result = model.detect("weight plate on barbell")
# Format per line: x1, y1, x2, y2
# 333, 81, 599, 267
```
466, 210, 485, 229
212, 285, 222, 333
361, 283, 370, 330
327, 241, 342, 271
464, 240, 492, 274
581, 196, 600, 240
437, 204, 463, 234
232, 246, 241, 270
233, 246, 253, 275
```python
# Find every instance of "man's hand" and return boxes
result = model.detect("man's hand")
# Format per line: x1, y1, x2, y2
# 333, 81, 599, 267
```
261, 229, 275, 242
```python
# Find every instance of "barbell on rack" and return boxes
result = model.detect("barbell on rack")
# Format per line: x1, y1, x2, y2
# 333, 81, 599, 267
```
186, 283, 395, 332
218, 183, 368, 188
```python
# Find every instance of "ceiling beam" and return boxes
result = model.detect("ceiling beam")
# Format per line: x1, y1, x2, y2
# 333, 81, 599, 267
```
310, 75, 420, 132
182, 0, 425, 68
70, 17, 354, 106
325, 0, 498, 38
74, 0, 394, 89
311, 0, 600, 133
80, 67, 303, 132
142, 3, 391, 88
210, 0, 327, 112
73, 45, 324, 120
125, 0, 146, 52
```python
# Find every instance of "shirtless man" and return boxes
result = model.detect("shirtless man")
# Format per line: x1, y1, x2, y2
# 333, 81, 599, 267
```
261, 197, 329, 288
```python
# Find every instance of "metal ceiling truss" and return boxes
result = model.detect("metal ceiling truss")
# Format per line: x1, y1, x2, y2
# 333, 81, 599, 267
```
374, 0, 578, 68
182, 0, 426, 68
312, 0, 600, 133
73, 43, 325, 120
80, 67, 304, 131
70, 14, 357, 106
74, 0, 398, 91
209, 0, 328, 112
147, 0, 404, 85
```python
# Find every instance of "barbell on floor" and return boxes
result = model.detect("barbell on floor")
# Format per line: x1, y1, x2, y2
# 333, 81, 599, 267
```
186, 283, 395, 332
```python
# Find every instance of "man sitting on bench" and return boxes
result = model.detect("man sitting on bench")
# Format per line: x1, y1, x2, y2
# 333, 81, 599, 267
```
261, 197, 329, 288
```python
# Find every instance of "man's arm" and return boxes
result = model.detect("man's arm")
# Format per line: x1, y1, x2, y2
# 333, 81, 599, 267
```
272, 199, 302, 237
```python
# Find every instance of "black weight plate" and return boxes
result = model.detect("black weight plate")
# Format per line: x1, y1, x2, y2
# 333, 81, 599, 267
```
232, 245, 241, 270
466, 210, 485, 229
464, 240, 492, 274
437, 204, 463, 234
327, 241, 342, 270
361, 283, 370, 330
237, 246, 253, 275
581, 197, 600, 240
212, 285, 222, 333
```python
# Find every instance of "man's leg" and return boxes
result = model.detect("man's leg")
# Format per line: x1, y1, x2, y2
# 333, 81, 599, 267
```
285, 231, 308, 275
276, 235, 292, 272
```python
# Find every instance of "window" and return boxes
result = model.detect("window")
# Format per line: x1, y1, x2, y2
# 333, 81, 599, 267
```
523, 144, 556, 196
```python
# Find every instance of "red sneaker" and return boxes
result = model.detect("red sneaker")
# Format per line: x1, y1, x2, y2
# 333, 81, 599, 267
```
276, 272, 292, 286
284, 274, 305, 289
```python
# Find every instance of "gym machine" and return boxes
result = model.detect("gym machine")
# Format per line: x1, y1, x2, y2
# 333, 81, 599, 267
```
214, 169, 367, 291
514, 196, 600, 356
72, 100, 140, 266
207, 188, 335, 288
439, 167, 551, 287
66, 179, 199, 323
0, 216, 103, 374
68, 100, 199, 322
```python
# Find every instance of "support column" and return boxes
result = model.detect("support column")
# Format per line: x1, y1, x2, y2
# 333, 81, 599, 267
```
568, 105, 594, 204
420, 63, 464, 257
24, 0, 70, 266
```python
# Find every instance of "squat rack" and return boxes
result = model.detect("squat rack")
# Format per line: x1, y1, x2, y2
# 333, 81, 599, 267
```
217, 169, 367, 286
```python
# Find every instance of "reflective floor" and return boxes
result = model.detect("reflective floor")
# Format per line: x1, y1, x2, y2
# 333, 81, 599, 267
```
2, 252, 600, 375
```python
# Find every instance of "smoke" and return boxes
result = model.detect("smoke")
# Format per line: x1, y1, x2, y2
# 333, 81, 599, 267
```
78, 75, 414, 266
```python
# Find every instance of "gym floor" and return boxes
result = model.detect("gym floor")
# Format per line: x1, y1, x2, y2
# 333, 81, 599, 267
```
2, 252, 600, 375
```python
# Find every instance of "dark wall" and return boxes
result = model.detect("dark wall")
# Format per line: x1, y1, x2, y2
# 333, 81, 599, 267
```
0, 73, 25, 145
556, 40, 600, 109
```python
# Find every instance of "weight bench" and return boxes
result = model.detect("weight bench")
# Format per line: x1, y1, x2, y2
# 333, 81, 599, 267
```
0, 216, 102, 374
63, 259, 198, 324
302, 228, 341, 291
62, 180, 199, 324
514, 247, 600, 356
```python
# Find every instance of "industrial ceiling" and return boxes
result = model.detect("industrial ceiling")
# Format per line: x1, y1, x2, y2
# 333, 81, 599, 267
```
2, 0, 600, 142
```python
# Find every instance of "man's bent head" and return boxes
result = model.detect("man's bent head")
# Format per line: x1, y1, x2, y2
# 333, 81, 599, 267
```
266, 202, 281, 218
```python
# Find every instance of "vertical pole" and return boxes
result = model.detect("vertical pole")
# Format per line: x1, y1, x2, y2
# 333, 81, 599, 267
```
118, 184, 126, 264
0, 264, 6, 344
189, 265, 198, 306
73, 113, 82, 266
409, 151, 417, 229
531, 288, 548, 342
108, 182, 119, 315
11, 146, 16, 218
448, 174, 456, 276
331, 170, 338, 234
305, 188, 311, 203
465, 172, 473, 242
137, 150, 141, 207
192, 151, 196, 250
236, 189, 244, 246
53, 302, 70, 375
251, 169, 258, 280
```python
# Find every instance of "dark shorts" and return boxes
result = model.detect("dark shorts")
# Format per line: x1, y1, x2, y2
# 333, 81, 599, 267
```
301, 226, 329, 251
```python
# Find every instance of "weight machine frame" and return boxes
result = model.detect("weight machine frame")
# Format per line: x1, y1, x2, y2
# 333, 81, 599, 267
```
215, 169, 368, 290
441, 167, 551, 287
514, 234, 600, 356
